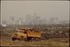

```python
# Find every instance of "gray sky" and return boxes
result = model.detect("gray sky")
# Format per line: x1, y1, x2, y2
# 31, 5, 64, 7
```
1, 1, 69, 24
2, 0, 69, 1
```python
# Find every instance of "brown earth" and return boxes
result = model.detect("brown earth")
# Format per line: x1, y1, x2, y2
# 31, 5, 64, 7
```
0, 35, 69, 47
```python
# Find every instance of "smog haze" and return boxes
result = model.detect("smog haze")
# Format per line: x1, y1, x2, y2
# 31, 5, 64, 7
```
1, 1, 69, 25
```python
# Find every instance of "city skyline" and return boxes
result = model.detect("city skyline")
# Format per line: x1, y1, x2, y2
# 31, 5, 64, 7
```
1, 1, 69, 25
2, 13, 69, 25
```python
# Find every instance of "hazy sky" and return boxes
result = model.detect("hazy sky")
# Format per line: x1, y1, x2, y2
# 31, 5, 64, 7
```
1, 1, 69, 24
2, 0, 69, 1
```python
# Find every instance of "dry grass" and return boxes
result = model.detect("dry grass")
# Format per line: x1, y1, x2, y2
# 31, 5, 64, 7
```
0, 37, 69, 47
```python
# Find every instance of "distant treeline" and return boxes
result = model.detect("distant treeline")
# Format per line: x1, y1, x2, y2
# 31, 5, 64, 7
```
4, 24, 69, 28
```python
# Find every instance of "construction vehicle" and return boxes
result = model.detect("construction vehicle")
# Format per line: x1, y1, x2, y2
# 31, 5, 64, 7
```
11, 28, 41, 41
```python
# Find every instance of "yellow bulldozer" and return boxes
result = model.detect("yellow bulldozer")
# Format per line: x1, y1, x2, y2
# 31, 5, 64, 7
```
11, 28, 41, 41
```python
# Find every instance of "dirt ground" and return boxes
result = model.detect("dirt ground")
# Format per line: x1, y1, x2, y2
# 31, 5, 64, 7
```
0, 35, 69, 47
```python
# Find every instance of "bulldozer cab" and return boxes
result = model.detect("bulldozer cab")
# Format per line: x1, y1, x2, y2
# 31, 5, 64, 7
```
17, 29, 27, 34
17, 29, 27, 38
